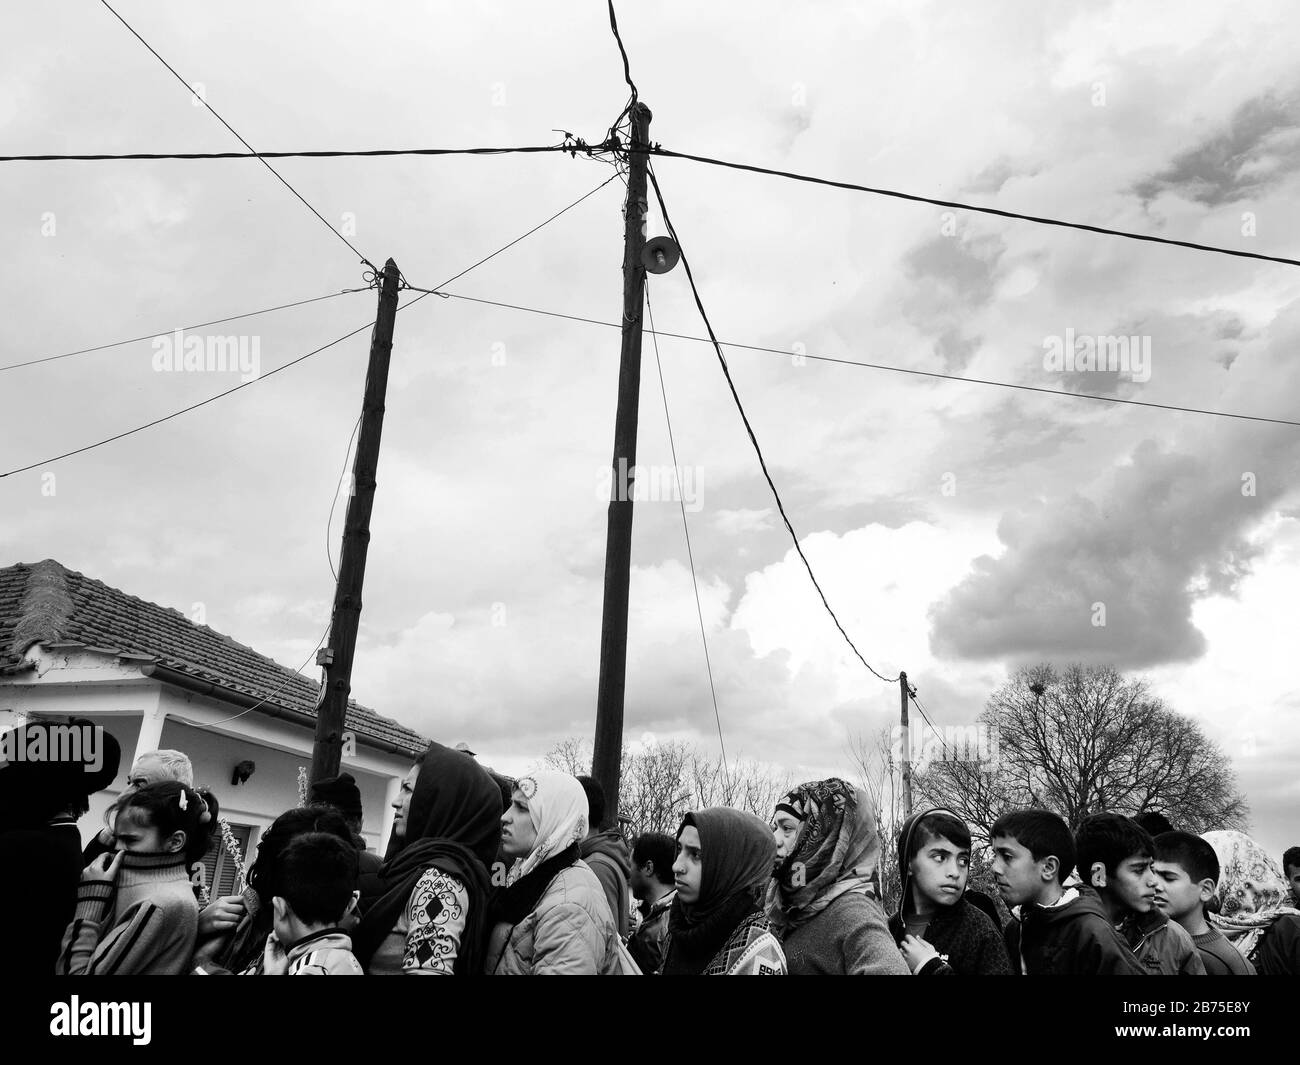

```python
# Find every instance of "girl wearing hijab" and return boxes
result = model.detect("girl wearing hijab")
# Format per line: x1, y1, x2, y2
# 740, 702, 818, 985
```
485, 770, 621, 974
661, 807, 786, 975
766, 778, 910, 975
1203, 829, 1300, 976
352, 741, 502, 975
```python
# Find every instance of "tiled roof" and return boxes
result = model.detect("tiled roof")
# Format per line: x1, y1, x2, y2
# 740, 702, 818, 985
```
0, 560, 427, 755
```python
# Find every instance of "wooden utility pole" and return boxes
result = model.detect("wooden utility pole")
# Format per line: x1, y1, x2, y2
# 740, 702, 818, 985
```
310, 257, 401, 785
899, 671, 913, 818
592, 102, 652, 823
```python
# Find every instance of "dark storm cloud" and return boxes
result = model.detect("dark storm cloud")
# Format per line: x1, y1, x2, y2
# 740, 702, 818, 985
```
928, 433, 1294, 669
1135, 91, 1300, 206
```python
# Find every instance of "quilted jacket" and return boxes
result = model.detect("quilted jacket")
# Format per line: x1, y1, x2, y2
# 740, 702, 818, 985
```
485, 860, 621, 975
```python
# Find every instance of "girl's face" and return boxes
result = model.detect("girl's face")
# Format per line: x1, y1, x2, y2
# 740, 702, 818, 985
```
113, 808, 183, 855
672, 826, 703, 905
500, 789, 537, 859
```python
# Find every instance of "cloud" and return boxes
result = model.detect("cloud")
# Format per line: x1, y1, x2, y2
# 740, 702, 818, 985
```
1135, 91, 1300, 206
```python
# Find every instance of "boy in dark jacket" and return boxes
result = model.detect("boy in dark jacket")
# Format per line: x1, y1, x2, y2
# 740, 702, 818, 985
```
1153, 831, 1253, 975
992, 809, 1145, 975
1076, 813, 1204, 975
889, 809, 1011, 975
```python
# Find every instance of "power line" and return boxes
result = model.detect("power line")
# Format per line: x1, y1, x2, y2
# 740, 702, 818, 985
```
644, 160, 898, 685
648, 147, 1300, 270
0, 289, 365, 374
645, 284, 729, 783
0, 320, 376, 480
99, 0, 376, 272
427, 291, 1300, 429
326, 415, 363, 582
0, 144, 607, 163
0, 175, 619, 478
400, 172, 620, 292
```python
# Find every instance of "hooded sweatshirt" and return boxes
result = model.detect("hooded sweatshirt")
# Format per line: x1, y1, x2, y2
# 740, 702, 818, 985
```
1005, 885, 1146, 975
579, 829, 633, 938
889, 809, 1011, 976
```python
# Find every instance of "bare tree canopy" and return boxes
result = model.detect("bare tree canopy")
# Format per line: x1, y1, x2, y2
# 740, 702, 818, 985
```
915, 663, 1249, 839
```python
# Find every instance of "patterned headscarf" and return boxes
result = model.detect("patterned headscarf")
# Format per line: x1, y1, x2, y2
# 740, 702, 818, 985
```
1202, 830, 1300, 959
505, 770, 589, 886
765, 777, 881, 932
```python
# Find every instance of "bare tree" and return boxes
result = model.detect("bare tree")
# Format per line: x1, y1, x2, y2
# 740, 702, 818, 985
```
541, 738, 790, 839
916, 664, 1249, 834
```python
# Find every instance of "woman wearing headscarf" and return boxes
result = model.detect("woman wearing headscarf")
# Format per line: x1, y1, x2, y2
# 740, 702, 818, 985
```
767, 778, 910, 975
485, 770, 621, 974
352, 741, 502, 975
661, 807, 786, 975
1203, 829, 1300, 976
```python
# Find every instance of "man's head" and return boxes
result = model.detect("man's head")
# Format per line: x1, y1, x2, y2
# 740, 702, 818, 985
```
1075, 813, 1157, 916
630, 832, 676, 900
1284, 846, 1300, 906
125, 749, 193, 794
309, 771, 365, 835
271, 832, 360, 944
577, 775, 606, 834
989, 809, 1075, 907
1152, 831, 1219, 924
903, 811, 971, 912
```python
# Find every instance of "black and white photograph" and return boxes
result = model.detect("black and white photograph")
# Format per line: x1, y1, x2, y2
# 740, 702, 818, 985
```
1, 0, 1296, 1045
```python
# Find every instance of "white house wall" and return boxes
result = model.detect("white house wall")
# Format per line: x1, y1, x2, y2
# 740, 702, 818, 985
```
2, 644, 410, 854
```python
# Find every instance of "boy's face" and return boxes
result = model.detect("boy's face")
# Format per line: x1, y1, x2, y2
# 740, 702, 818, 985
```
629, 861, 651, 899
1152, 859, 1211, 921
1287, 864, 1300, 906
909, 832, 970, 908
1095, 853, 1158, 914
990, 834, 1055, 906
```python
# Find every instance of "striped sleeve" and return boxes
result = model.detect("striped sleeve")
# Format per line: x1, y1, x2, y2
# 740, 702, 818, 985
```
58, 898, 173, 976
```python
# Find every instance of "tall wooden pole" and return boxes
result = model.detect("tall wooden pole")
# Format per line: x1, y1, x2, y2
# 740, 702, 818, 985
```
900, 671, 913, 818
310, 257, 401, 785
592, 103, 652, 823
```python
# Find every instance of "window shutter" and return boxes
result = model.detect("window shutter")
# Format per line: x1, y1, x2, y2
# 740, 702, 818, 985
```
199, 823, 253, 897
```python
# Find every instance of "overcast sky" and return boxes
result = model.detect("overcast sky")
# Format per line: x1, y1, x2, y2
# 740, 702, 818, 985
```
2, 1, 1296, 858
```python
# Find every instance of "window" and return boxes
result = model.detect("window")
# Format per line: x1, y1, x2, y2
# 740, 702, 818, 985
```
199, 822, 253, 898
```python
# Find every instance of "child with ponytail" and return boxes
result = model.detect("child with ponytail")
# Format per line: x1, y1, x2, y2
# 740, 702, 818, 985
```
57, 781, 218, 975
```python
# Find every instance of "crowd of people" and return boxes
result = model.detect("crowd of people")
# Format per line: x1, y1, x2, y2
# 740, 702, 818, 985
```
2, 719, 1297, 976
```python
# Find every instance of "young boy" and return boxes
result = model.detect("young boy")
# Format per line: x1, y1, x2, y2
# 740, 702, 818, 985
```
1153, 831, 1254, 975
1285, 846, 1300, 909
1076, 813, 1204, 975
990, 808, 1144, 975
889, 809, 1011, 974
261, 832, 364, 976
628, 832, 677, 975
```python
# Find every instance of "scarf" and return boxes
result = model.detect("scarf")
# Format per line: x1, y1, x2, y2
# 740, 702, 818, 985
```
353, 742, 501, 974
766, 778, 881, 933
1202, 829, 1300, 959
663, 807, 775, 976
501, 771, 589, 886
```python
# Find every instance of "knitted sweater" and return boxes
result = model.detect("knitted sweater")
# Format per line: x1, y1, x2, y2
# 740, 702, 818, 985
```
889, 896, 1013, 975
58, 851, 199, 975
1192, 927, 1256, 975
782, 890, 910, 975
